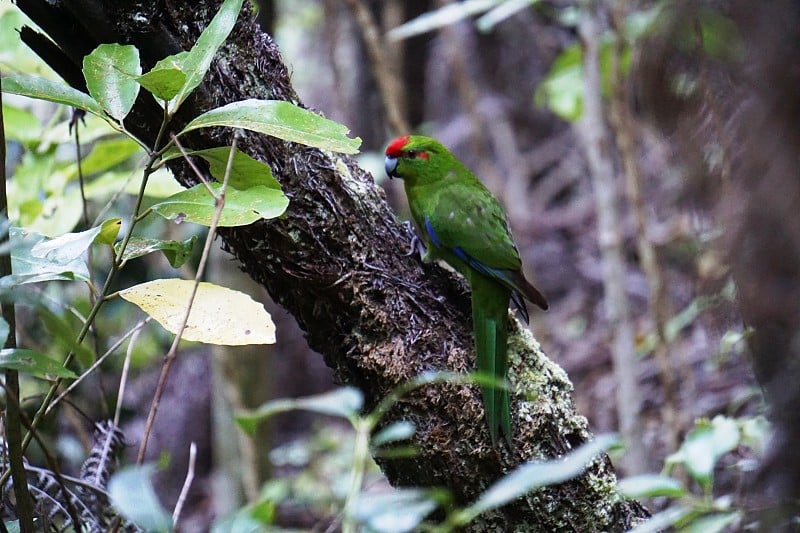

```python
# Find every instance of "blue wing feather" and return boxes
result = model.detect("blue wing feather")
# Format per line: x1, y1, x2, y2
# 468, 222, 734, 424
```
424, 217, 443, 248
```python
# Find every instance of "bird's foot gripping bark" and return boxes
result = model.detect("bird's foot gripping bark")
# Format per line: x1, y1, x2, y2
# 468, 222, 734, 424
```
403, 220, 427, 259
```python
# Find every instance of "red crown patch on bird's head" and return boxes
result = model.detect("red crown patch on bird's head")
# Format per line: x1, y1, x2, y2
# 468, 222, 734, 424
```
386, 136, 410, 158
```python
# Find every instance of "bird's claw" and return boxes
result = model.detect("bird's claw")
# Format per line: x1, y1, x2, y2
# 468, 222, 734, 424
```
402, 221, 427, 259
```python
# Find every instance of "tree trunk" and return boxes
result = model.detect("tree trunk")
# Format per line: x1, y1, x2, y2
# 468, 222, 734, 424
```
16, 0, 648, 529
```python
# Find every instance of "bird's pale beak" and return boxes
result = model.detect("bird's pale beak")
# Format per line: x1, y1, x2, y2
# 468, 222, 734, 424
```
384, 155, 398, 179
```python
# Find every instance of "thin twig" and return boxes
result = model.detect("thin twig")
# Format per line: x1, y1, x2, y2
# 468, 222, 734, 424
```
172, 134, 214, 191
115, 321, 143, 426
0, 67, 36, 532
0, 382, 83, 528
435, 0, 501, 192
137, 134, 239, 463
46, 318, 151, 416
172, 442, 197, 526
577, 3, 647, 474
608, 3, 680, 452
345, 0, 409, 135
341, 420, 371, 533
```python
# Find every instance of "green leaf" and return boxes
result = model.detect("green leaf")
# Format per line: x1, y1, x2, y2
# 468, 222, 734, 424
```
0, 348, 77, 379
163, 146, 281, 190
179, 99, 361, 154
617, 474, 686, 499
371, 421, 416, 447
95, 218, 123, 246
137, 58, 187, 101
355, 489, 439, 533
739, 415, 770, 455
65, 137, 143, 178
236, 387, 364, 435
38, 306, 95, 368
211, 508, 268, 532
683, 511, 740, 533
150, 182, 288, 227
2, 103, 42, 146
109, 465, 172, 533
120, 279, 276, 345
668, 416, 740, 488
1, 74, 103, 116
4, 227, 90, 286
0, 318, 8, 348
534, 43, 583, 122
466, 434, 619, 519
628, 505, 694, 533
117, 236, 197, 268
82, 44, 141, 121
31, 224, 105, 264
169, 0, 245, 109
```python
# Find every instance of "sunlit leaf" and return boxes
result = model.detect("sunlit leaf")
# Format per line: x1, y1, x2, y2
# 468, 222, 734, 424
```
65, 137, 143, 178
617, 474, 686, 499
667, 416, 740, 489
210, 507, 268, 532
150, 182, 288, 227
31, 224, 105, 264
0, 348, 77, 379
467, 434, 619, 518
1, 74, 103, 116
95, 218, 123, 246
534, 43, 583, 122
163, 146, 281, 190
137, 59, 186, 101
236, 387, 364, 435
387, 0, 500, 40
683, 511, 740, 533
169, 0, 245, 109
85, 167, 184, 200
120, 279, 276, 345
2, 103, 41, 146
82, 43, 141, 120
627, 505, 694, 533
355, 489, 439, 533
179, 99, 361, 154
476, 0, 539, 32
0, 9, 57, 77
372, 421, 416, 447
117, 236, 197, 268
109, 465, 172, 533
4, 227, 90, 286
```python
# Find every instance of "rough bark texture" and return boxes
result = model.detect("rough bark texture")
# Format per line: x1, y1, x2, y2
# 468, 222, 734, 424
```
15, 0, 648, 529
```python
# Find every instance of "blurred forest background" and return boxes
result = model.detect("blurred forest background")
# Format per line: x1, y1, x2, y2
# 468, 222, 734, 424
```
3, 0, 799, 530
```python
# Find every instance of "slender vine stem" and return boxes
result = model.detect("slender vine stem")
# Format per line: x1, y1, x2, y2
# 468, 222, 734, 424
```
136, 133, 238, 462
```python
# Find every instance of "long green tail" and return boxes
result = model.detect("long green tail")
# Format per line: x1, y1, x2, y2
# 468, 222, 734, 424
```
471, 275, 513, 447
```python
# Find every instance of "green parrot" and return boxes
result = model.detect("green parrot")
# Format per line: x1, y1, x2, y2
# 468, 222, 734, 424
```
385, 135, 548, 446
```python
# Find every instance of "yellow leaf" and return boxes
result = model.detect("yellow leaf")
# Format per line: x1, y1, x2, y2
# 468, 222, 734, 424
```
120, 279, 275, 345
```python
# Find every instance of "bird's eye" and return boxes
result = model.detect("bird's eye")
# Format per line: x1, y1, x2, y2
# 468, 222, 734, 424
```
407, 150, 417, 159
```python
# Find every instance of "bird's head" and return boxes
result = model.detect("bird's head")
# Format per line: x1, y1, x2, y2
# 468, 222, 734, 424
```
384, 135, 454, 186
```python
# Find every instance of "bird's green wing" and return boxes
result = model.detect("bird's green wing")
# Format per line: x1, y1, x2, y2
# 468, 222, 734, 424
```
423, 181, 547, 309
425, 181, 522, 271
